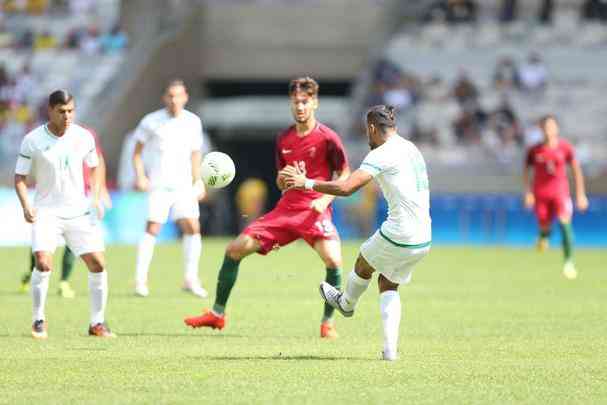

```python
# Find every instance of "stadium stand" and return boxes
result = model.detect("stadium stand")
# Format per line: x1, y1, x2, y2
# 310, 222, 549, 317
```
0, 0, 126, 184
352, 0, 607, 193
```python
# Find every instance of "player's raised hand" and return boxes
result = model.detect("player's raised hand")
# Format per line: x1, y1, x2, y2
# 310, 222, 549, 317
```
524, 192, 535, 210
23, 205, 36, 223
576, 194, 589, 212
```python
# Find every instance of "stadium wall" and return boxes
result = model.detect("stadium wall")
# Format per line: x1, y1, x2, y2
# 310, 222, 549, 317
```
1, 188, 605, 247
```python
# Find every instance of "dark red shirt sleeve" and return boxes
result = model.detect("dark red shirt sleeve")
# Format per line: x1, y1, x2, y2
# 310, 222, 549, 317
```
564, 141, 575, 164
275, 134, 286, 172
326, 131, 349, 173
525, 147, 535, 166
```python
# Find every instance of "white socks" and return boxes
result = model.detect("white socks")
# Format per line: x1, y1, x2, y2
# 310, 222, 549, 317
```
88, 271, 108, 325
182, 233, 202, 283
340, 271, 371, 311
380, 290, 401, 359
31, 269, 50, 322
135, 232, 156, 285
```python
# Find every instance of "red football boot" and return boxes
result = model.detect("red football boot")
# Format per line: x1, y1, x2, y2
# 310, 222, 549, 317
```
320, 321, 338, 339
184, 309, 226, 330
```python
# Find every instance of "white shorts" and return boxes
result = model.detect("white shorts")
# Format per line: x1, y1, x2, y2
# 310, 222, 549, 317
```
360, 230, 430, 285
148, 188, 199, 224
32, 211, 105, 257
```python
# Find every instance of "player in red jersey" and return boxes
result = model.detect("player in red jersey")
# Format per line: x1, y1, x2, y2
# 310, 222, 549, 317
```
184, 77, 350, 337
523, 115, 588, 279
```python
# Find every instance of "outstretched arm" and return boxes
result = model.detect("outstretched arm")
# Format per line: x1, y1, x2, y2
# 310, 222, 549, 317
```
282, 166, 373, 197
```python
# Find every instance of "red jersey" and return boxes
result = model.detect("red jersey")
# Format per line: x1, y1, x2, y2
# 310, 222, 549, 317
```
526, 139, 575, 198
275, 123, 348, 210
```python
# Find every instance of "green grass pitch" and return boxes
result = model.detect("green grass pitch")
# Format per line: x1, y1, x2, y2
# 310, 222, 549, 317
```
1, 239, 606, 404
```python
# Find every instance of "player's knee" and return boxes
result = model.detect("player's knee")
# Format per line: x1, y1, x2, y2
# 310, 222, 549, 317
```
35, 260, 52, 273
225, 240, 246, 261
88, 257, 105, 273
378, 274, 398, 293
323, 256, 342, 270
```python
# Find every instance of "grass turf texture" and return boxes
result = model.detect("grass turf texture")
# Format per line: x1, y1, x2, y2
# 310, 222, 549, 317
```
1, 239, 606, 404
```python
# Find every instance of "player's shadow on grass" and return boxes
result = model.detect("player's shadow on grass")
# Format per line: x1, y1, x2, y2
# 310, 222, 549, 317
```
118, 332, 245, 338
203, 355, 372, 361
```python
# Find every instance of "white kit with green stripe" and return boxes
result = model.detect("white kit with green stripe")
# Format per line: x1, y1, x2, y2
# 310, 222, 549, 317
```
15, 123, 99, 218
359, 134, 431, 247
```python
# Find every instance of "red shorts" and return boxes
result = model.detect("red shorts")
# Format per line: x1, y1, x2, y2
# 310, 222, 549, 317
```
534, 194, 573, 228
243, 206, 339, 255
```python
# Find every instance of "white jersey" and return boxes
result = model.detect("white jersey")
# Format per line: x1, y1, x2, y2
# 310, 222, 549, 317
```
133, 108, 203, 190
15, 123, 99, 218
359, 134, 431, 246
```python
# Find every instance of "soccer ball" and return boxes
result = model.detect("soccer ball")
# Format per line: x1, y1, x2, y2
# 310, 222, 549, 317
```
201, 151, 236, 189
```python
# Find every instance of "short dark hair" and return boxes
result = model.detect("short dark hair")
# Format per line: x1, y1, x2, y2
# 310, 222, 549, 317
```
539, 114, 556, 128
48, 90, 73, 108
165, 79, 186, 92
288, 77, 319, 97
366, 105, 396, 131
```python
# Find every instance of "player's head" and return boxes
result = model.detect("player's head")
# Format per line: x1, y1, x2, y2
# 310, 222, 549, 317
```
47, 89, 75, 131
365, 105, 396, 149
163, 79, 188, 116
539, 114, 559, 143
288, 77, 319, 124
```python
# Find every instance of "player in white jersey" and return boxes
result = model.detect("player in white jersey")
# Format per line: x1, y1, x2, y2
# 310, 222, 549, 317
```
282, 105, 431, 361
14, 90, 114, 339
132, 79, 207, 298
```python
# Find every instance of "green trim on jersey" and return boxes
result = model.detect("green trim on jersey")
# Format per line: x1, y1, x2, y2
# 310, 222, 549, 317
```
19, 153, 31, 159
57, 211, 91, 220
361, 162, 381, 172
43, 124, 60, 139
379, 229, 431, 249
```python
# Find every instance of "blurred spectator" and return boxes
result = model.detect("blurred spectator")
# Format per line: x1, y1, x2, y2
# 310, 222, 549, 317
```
499, 0, 517, 24
538, 0, 555, 25
12, 64, 34, 104
34, 30, 57, 50
518, 53, 548, 92
493, 56, 519, 90
17, 29, 34, 49
101, 24, 128, 53
79, 25, 101, 54
450, 69, 479, 107
236, 178, 268, 230
524, 122, 544, 147
453, 105, 487, 144
64, 26, 86, 49
490, 98, 522, 145
425, 0, 478, 25
581, 0, 607, 22
372, 58, 402, 86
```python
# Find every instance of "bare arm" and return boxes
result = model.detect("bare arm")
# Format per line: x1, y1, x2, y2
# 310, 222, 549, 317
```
309, 167, 352, 212
97, 152, 112, 208
132, 141, 148, 191
522, 163, 534, 209
570, 159, 588, 211
282, 166, 373, 197
15, 174, 35, 223
191, 150, 206, 200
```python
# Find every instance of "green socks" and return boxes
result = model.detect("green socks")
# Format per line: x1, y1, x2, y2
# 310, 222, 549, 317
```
323, 268, 342, 322
61, 247, 76, 281
213, 255, 241, 315
559, 222, 574, 262
540, 229, 551, 239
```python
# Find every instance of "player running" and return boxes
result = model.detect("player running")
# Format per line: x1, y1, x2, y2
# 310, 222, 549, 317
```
20, 127, 111, 298
184, 77, 350, 338
282, 105, 431, 361
523, 114, 588, 279
132, 79, 207, 298
15, 90, 114, 338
